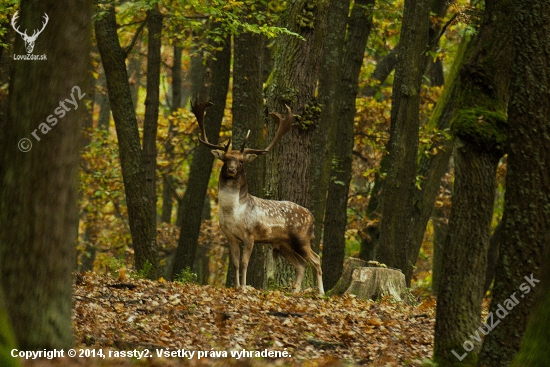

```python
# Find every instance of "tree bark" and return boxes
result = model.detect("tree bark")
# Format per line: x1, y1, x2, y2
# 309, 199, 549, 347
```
478, 0, 550, 365
0, 0, 92, 349
143, 5, 162, 223
321, 0, 375, 291
95, 4, 159, 277
431, 0, 515, 362
228, 29, 269, 289
376, 0, 430, 279
160, 45, 183, 224
309, 0, 350, 254
264, 0, 329, 290
171, 34, 231, 279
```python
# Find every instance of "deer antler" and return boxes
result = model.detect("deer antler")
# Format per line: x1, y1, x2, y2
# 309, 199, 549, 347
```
191, 98, 231, 152
243, 105, 294, 155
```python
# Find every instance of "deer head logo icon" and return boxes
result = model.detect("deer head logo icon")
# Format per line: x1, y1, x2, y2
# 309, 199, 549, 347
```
11, 12, 49, 54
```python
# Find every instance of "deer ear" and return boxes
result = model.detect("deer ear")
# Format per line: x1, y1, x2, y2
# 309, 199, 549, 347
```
211, 150, 225, 160
244, 154, 257, 163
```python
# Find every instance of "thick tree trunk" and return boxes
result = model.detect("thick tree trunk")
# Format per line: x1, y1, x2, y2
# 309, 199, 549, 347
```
431, 0, 515, 363
171, 35, 231, 279
478, 1, 550, 365
376, 0, 430, 279
227, 29, 269, 289
95, 4, 159, 277
0, 0, 92, 349
143, 5, 162, 223
264, 0, 329, 290
321, 0, 375, 291
434, 138, 503, 365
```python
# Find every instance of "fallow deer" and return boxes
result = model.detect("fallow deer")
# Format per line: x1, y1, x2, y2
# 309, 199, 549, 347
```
192, 99, 324, 295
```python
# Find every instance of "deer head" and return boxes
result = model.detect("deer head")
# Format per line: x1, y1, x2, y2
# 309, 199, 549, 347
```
191, 99, 293, 176
11, 12, 49, 54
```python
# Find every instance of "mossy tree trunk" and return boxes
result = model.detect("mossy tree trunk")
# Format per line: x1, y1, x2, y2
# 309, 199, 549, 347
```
0, 0, 92, 348
432, 0, 515, 364
264, 0, 329, 290
376, 0, 430, 279
95, 4, 160, 277
171, 33, 231, 280
321, 0, 375, 291
478, 1, 550, 365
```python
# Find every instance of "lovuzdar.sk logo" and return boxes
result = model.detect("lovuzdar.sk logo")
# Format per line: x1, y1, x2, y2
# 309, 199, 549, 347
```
11, 11, 48, 60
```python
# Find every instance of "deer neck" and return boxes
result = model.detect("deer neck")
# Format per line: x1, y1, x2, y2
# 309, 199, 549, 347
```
218, 170, 250, 204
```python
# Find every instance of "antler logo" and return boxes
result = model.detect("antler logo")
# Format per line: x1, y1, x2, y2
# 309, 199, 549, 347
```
11, 11, 49, 54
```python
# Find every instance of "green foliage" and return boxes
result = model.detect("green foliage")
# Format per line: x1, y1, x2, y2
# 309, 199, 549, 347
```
0, 0, 18, 50
133, 260, 154, 279
174, 267, 198, 284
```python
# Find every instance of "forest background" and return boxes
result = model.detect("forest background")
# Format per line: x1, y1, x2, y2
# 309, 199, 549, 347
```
0, 0, 549, 366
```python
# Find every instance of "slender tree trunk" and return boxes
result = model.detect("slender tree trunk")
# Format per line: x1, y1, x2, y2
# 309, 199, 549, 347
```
143, 5, 162, 224
0, 0, 92, 348
264, 0, 329, 290
161, 45, 183, 224
309, 0, 350, 254
228, 29, 269, 289
321, 0, 375, 291
478, 1, 550, 365
171, 34, 231, 279
95, 4, 159, 277
376, 0, 429, 277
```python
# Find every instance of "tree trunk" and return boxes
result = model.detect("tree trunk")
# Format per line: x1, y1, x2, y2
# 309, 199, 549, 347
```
227, 29, 269, 289
264, 0, 329, 290
171, 34, 231, 279
143, 5, 162, 223
0, 0, 92, 349
160, 45, 183, 224
434, 138, 503, 365
95, 4, 159, 277
376, 0, 429, 279
478, 1, 550, 365
321, 0, 375, 291
309, 0, 350, 254
430, 0, 515, 362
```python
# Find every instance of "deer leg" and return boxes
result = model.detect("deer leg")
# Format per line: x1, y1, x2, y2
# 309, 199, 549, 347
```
305, 250, 324, 295
240, 238, 254, 290
227, 236, 241, 288
275, 243, 306, 294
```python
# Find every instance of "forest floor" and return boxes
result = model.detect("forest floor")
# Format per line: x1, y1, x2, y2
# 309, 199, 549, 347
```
20, 272, 436, 367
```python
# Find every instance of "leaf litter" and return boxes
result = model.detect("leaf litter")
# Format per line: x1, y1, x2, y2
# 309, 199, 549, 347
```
20, 272, 435, 366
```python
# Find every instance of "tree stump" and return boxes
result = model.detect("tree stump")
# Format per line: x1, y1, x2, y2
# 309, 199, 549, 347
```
328, 257, 406, 301
327, 257, 368, 296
